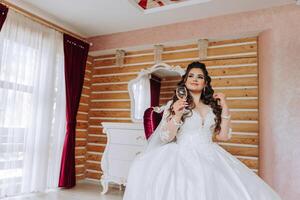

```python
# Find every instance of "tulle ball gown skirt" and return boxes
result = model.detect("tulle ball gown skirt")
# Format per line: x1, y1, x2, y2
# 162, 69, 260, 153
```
122, 134, 282, 200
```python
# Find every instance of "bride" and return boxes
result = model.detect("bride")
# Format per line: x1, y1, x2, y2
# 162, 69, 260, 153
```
122, 61, 282, 200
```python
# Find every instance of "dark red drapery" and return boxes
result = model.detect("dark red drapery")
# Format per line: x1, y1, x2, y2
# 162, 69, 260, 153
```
150, 75, 161, 107
0, 3, 8, 31
59, 34, 89, 188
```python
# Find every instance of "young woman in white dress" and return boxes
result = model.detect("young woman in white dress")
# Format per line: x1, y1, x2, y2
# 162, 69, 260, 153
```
122, 61, 282, 200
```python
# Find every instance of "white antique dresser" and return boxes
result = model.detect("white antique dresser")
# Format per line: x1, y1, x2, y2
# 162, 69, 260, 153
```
100, 122, 147, 194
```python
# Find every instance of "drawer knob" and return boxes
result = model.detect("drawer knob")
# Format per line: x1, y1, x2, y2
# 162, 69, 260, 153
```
135, 151, 141, 155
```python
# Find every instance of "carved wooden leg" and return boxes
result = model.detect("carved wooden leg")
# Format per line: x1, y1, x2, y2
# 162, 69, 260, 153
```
100, 179, 109, 194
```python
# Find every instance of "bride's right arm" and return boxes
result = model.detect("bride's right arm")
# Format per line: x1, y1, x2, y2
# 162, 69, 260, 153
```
159, 100, 185, 143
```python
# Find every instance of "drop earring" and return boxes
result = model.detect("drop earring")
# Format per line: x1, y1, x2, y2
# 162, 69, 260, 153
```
203, 86, 206, 94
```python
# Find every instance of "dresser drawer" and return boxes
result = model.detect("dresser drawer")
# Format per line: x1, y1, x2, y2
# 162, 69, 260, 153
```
108, 144, 145, 161
108, 159, 132, 179
108, 129, 147, 146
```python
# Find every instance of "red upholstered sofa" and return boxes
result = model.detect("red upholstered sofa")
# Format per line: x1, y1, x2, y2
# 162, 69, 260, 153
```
143, 107, 164, 140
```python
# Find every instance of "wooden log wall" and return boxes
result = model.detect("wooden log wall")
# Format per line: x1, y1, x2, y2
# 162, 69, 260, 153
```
75, 56, 93, 181
78, 37, 259, 181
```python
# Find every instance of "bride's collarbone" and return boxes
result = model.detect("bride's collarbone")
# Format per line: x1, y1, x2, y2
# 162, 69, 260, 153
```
193, 105, 211, 118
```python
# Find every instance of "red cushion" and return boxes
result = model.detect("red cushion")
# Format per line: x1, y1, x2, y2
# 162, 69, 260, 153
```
143, 108, 163, 140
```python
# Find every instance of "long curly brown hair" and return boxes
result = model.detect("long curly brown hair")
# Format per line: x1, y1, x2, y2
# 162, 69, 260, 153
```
167, 61, 222, 134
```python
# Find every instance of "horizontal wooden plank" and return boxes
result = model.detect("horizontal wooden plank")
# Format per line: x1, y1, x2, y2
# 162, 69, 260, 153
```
87, 153, 102, 162
94, 54, 115, 60
160, 88, 258, 98
92, 74, 137, 83
162, 37, 257, 52
94, 54, 154, 67
162, 44, 256, 61
126, 49, 153, 56
84, 69, 92, 79
209, 66, 257, 76
82, 88, 91, 95
164, 44, 197, 52
214, 88, 258, 97
86, 171, 101, 180
208, 44, 257, 57
75, 166, 85, 174
209, 37, 257, 47
90, 110, 256, 121
77, 113, 88, 121
76, 131, 87, 138
94, 59, 115, 67
230, 111, 258, 121
83, 80, 91, 87
90, 111, 130, 118
94, 64, 151, 75
90, 101, 130, 109
160, 67, 258, 87
227, 99, 258, 109
219, 145, 258, 157
231, 123, 258, 133
212, 77, 258, 87
88, 135, 107, 144
160, 99, 258, 109
93, 77, 257, 94
87, 56, 94, 63
78, 105, 89, 112
86, 63, 93, 70
76, 122, 89, 129
87, 145, 105, 152
237, 158, 258, 169
76, 174, 85, 181
79, 96, 90, 104
124, 54, 154, 65
75, 157, 86, 165
160, 77, 258, 92
166, 57, 257, 68
76, 140, 87, 147
86, 162, 101, 171
75, 148, 86, 156
213, 134, 258, 145
91, 92, 130, 99
91, 84, 128, 91
89, 119, 131, 126
88, 127, 104, 135
76, 122, 88, 129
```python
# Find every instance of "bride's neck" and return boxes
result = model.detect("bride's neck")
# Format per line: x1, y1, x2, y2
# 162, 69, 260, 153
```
189, 91, 203, 106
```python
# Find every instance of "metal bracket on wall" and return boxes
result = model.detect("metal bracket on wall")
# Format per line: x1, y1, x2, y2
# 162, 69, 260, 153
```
116, 49, 126, 67
198, 39, 209, 60
154, 44, 164, 64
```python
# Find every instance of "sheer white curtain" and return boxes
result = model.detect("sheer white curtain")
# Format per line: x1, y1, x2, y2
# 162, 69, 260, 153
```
132, 74, 151, 120
0, 10, 66, 197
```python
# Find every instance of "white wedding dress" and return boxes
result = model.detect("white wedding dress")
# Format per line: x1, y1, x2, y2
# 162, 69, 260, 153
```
123, 101, 282, 200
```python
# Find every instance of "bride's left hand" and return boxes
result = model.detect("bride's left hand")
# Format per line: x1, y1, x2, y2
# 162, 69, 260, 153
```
213, 93, 228, 108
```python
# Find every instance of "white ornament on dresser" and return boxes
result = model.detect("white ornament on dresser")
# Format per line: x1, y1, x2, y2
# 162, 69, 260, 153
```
100, 122, 147, 194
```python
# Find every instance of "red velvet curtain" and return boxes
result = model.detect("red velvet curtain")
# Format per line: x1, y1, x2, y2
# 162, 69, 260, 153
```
0, 3, 8, 31
59, 34, 89, 188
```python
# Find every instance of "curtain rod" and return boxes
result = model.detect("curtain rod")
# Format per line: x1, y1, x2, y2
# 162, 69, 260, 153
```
0, 0, 92, 45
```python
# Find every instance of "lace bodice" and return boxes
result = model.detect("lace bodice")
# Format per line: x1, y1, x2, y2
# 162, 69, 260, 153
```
176, 108, 216, 145
159, 100, 232, 144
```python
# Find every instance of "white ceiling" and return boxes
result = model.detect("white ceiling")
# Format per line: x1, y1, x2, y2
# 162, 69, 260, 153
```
6, 0, 294, 38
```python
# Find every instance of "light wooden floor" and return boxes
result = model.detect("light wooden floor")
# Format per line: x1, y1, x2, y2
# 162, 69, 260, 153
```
5, 181, 124, 200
